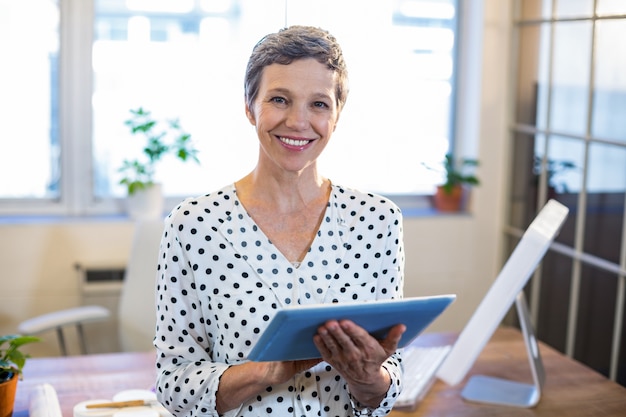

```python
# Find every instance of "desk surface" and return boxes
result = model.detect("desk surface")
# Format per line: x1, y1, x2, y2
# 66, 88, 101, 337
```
14, 327, 626, 417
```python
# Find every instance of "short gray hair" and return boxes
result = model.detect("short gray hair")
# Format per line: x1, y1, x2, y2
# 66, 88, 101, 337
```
244, 25, 349, 114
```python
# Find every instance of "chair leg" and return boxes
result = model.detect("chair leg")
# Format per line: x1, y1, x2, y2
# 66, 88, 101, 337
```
76, 323, 88, 354
55, 327, 68, 356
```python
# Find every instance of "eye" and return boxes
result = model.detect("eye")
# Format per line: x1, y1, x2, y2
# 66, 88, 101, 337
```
313, 101, 329, 109
270, 96, 287, 105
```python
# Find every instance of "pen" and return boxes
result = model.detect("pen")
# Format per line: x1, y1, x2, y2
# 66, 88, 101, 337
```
85, 400, 146, 409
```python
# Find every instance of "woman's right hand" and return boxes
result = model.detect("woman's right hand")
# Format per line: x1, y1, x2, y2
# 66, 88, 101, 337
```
216, 358, 322, 414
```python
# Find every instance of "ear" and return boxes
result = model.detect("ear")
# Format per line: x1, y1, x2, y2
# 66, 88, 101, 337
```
245, 101, 256, 126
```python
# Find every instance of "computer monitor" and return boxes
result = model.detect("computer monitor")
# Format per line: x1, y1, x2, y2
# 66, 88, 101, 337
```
435, 199, 569, 406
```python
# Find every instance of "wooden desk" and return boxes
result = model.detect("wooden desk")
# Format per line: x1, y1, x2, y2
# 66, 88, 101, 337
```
14, 327, 626, 417
391, 327, 626, 417
13, 350, 158, 417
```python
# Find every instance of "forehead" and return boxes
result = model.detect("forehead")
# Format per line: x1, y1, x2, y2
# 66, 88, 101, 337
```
259, 58, 337, 97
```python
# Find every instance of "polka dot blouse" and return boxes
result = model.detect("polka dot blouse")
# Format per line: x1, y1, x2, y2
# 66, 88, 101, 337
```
154, 183, 405, 417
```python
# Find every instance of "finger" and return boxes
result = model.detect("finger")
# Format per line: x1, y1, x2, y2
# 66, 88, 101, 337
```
337, 319, 369, 343
315, 323, 343, 353
379, 324, 406, 354
337, 320, 388, 352
338, 320, 406, 354
313, 334, 331, 356
327, 320, 359, 347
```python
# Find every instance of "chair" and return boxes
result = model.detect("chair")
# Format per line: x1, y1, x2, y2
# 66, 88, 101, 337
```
117, 219, 163, 352
17, 305, 110, 356
18, 220, 164, 354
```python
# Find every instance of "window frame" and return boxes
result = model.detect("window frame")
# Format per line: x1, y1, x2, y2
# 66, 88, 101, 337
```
0, 0, 481, 218
507, 0, 626, 383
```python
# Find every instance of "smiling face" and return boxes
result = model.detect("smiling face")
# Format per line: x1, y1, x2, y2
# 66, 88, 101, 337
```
245, 58, 340, 177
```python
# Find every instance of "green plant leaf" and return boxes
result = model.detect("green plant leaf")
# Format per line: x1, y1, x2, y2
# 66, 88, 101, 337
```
0, 334, 40, 376
119, 108, 200, 195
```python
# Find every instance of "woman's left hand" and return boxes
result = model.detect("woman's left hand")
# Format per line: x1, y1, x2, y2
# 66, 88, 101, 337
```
313, 319, 406, 407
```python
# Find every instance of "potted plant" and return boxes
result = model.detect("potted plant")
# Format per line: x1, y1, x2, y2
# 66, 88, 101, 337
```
425, 153, 480, 212
0, 334, 40, 417
119, 107, 200, 220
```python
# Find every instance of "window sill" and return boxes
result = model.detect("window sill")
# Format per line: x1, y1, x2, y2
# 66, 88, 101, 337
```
0, 194, 474, 224
0, 213, 134, 225
386, 194, 472, 218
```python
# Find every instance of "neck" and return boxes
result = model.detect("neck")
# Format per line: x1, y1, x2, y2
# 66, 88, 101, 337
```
235, 169, 330, 213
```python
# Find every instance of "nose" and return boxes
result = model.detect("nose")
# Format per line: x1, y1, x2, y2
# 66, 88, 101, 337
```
285, 104, 309, 130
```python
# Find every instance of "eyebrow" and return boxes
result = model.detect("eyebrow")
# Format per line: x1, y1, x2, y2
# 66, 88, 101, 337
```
266, 87, 334, 102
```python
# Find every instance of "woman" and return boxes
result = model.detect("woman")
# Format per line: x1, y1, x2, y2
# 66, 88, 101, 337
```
155, 25, 406, 417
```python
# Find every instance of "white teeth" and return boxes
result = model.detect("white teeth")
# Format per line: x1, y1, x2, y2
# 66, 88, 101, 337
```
279, 137, 310, 146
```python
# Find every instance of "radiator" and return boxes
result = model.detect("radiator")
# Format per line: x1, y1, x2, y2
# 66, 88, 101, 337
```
75, 263, 125, 353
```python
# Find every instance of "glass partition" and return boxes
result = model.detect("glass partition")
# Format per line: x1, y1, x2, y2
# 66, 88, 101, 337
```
511, 0, 626, 387
550, 21, 592, 136
593, 19, 626, 143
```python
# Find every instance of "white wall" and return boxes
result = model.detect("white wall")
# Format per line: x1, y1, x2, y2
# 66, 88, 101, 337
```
0, 0, 512, 357
405, 0, 513, 332
0, 220, 133, 355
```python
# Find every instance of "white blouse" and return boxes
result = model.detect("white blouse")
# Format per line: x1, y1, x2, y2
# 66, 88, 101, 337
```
155, 183, 405, 417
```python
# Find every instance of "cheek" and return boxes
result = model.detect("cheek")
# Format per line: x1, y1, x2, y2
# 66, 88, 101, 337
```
317, 115, 338, 135
253, 105, 272, 122
329, 117, 339, 132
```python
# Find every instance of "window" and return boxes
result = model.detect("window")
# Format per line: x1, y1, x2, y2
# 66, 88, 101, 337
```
0, 0, 60, 200
0, 0, 460, 216
508, 0, 626, 386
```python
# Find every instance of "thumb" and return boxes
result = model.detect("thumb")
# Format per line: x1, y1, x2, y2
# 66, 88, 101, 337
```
380, 324, 406, 355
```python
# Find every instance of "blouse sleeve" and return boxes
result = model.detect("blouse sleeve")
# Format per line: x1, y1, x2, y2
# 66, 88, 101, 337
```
349, 202, 405, 415
154, 218, 228, 417
347, 353, 403, 416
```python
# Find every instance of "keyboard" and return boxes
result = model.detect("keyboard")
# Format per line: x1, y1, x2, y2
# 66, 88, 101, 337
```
395, 344, 452, 409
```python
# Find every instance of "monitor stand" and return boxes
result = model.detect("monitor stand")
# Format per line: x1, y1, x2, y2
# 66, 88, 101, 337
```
461, 291, 545, 408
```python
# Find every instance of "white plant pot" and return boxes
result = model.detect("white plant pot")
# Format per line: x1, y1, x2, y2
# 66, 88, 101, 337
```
126, 183, 164, 221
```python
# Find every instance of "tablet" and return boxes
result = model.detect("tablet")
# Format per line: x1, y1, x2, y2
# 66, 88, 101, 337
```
247, 294, 456, 361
